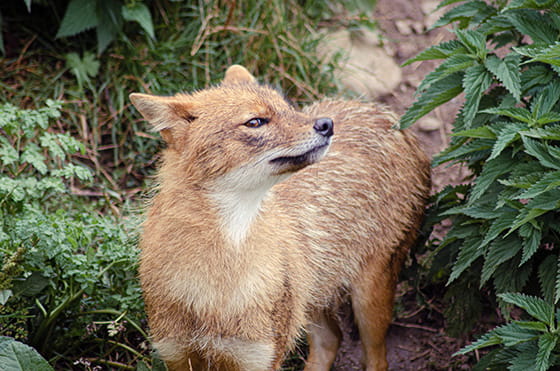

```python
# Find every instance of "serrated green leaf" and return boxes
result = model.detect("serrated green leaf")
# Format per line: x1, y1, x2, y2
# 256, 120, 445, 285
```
484, 54, 522, 101
0, 137, 18, 166
508, 190, 560, 235
489, 122, 527, 160
499, 293, 554, 325
536, 112, 560, 125
65, 52, 100, 89
497, 187, 524, 209
481, 235, 522, 285
448, 235, 485, 284
455, 331, 502, 355
452, 125, 497, 139
494, 256, 533, 298
536, 332, 556, 371
469, 153, 517, 203
0, 177, 24, 201
514, 44, 551, 59
500, 170, 546, 189
482, 211, 517, 247
478, 14, 515, 36
402, 40, 466, 66
514, 320, 548, 332
37, 177, 66, 194
538, 255, 556, 303
39, 133, 65, 160
442, 202, 504, 219
0, 337, 53, 371
55, 133, 84, 154
531, 80, 560, 120
494, 321, 540, 346
436, 0, 468, 9
418, 54, 476, 92
523, 125, 560, 140
432, 1, 496, 30
526, 189, 560, 210
401, 73, 464, 129
483, 106, 533, 123
455, 29, 487, 58
519, 223, 542, 265
517, 170, 560, 199
20, 143, 47, 175
96, 0, 123, 54
509, 342, 540, 371
506, 10, 557, 45
522, 137, 560, 170
509, 208, 548, 235
56, 0, 98, 38
446, 224, 481, 241
503, 0, 557, 11
521, 65, 554, 92
52, 164, 92, 182
527, 42, 560, 67
433, 138, 494, 166
122, 3, 154, 39
463, 64, 493, 126
543, 142, 560, 163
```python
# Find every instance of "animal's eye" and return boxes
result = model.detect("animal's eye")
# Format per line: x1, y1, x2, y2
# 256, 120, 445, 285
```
244, 118, 269, 128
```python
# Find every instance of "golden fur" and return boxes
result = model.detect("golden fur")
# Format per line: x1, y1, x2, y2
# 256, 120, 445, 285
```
130, 65, 430, 371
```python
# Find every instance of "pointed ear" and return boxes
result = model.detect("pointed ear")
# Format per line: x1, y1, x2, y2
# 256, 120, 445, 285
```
222, 65, 256, 85
129, 93, 194, 133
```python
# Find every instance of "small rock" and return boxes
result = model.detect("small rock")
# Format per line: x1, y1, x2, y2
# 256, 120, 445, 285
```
421, 0, 446, 29
395, 20, 413, 35
420, 0, 439, 15
396, 42, 419, 59
318, 28, 402, 98
411, 21, 425, 34
418, 116, 443, 131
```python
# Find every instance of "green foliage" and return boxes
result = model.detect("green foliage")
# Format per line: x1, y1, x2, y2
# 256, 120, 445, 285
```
457, 293, 560, 370
56, 0, 155, 54
0, 100, 91, 205
0, 336, 53, 371
403, 0, 560, 368
0, 103, 146, 368
64, 51, 100, 89
0, 0, 155, 55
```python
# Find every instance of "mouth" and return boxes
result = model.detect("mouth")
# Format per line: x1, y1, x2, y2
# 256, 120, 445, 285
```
270, 142, 330, 167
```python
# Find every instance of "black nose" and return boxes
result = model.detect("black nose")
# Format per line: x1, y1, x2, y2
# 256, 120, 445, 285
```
313, 117, 334, 137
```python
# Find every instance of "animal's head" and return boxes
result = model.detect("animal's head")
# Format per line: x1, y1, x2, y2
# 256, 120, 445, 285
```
130, 65, 333, 190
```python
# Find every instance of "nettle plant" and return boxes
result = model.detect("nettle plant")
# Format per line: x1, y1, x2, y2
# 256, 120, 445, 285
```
0, 102, 145, 368
401, 0, 560, 368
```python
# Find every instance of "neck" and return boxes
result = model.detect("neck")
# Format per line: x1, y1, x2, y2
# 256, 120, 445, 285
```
209, 176, 281, 247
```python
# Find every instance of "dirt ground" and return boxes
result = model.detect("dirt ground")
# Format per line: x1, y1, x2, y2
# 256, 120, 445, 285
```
329, 0, 473, 369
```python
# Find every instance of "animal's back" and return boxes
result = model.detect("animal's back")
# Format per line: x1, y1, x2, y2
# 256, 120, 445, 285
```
267, 99, 430, 307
